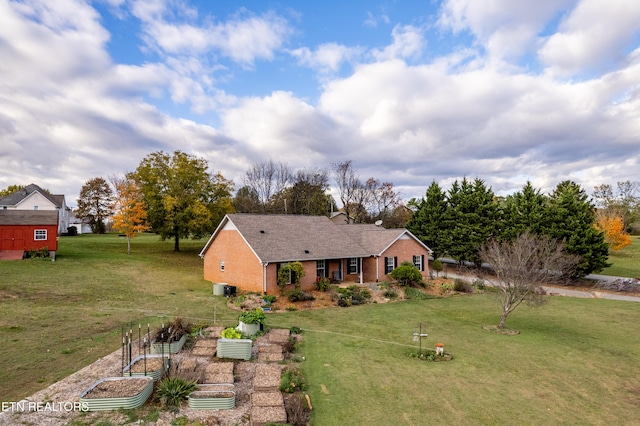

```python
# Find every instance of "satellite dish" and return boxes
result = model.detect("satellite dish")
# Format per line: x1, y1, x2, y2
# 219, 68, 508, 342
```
374, 220, 383, 226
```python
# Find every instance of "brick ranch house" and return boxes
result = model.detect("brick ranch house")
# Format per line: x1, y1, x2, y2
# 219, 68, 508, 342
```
0, 210, 59, 258
199, 214, 432, 295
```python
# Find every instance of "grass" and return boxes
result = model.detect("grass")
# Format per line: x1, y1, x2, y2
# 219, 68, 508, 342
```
0, 233, 238, 401
273, 295, 640, 425
600, 236, 640, 278
2, 233, 640, 424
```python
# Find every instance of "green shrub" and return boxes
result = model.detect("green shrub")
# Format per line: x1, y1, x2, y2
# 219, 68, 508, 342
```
404, 287, 435, 300
315, 277, 331, 292
239, 308, 266, 324
390, 261, 424, 287
287, 289, 315, 302
220, 327, 242, 339
155, 377, 197, 408
431, 259, 443, 277
279, 366, 307, 393
262, 294, 276, 304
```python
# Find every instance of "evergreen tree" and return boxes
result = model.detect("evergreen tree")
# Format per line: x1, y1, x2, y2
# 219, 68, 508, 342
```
406, 181, 448, 259
501, 181, 549, 241
547, 181, 610, 277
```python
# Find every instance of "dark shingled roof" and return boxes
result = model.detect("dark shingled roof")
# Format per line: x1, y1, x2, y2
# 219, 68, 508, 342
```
0, 210, 59, 226
0, 184, 63, 208
200, 214, 430, 263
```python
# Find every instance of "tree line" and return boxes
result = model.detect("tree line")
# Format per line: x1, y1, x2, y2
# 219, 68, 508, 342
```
406, 179, 639, 277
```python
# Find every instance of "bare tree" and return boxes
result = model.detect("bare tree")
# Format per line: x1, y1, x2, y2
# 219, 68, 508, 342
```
480, 231, 580, 329
243, 160, 292, 212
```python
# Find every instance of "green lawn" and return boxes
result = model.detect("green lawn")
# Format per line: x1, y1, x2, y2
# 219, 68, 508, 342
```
1, 234, 639, 425
600, 236, 640, 278
0, 233, 238, 401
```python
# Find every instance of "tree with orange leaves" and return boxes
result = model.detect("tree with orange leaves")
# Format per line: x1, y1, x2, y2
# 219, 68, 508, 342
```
112, 179, 149, 254
595, 213, 632, 251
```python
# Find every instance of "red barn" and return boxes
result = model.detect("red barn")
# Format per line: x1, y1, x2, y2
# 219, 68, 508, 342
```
0, 210, 59, 258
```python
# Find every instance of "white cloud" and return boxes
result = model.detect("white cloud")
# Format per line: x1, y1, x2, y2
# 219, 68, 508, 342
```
371, 25, 426, 61
438, 0, 572, 61
289, 43, 362, 74
538, 0, 640, 76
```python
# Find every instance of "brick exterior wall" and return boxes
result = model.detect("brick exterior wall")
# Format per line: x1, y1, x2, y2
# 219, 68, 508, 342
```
203, 229, 265, 293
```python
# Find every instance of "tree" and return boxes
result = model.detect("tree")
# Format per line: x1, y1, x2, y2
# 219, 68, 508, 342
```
76, 177, 113, 234
595, 212, 632, 251
276, 168, 332, 215
406, 181, 449, 259
548, 181, 610, 276
233, 186, 261, 213
243, 160, 292, 213
132, 150, 234, 252
443, 178, 499, 266
480, 231, 580, 329
112, 179, 149, 254
501, 181, 549, 241
0, 185, 25, 197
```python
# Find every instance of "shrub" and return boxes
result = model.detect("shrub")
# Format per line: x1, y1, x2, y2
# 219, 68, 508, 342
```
287, 289, 315, 302
239, 308, 266, 325
262, 294, 276, 304
383, 289, 398, 299
279, 367, 307, 393
283, 393, 312, 426
220, 327, 242, 339
155, 377, 197, 408
390, 261, 424, 287
315, 277, 331, 292
432, 259, 443, 277
453, 278, 474, 293
404, 287, 435, 300
335, 285, 371, 307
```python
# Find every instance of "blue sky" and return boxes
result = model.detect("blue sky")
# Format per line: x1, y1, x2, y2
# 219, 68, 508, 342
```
2, 0, 640, 208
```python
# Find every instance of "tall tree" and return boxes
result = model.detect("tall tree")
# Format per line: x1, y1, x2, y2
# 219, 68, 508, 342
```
233, 186, 261, 213
243, 160, 292, 212
548, 180, 610, 276
407, 181, 448, 259
443, 178, 499, 266
76, 177, 113, 234
501, 181, 549, 241
132, 150, 234, 252
480, 231, 579, 329
112, 179, 149, 254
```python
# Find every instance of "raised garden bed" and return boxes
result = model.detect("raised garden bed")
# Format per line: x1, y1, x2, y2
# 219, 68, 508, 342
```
151, 334, 187, 354
188, 384, 236, 410
216, 338, 253, 360
122, 354, 168, 381
80, 376, 153, 411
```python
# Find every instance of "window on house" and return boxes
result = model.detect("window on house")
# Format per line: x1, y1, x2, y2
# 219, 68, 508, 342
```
413, 255, 424, 271
384, 257, 397, 274
220, 260, 225, 271
347, 258, 360, 274
316, 260, 326, 278
34, 229, 47, 240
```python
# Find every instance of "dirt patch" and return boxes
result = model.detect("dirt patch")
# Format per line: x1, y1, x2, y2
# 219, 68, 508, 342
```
82, 378, 150, 399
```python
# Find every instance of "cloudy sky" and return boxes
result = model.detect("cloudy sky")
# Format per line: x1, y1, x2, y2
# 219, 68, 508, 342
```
1, 0, 640, 208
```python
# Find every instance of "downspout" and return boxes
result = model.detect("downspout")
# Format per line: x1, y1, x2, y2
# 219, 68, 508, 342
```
263, 262, 268, 294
